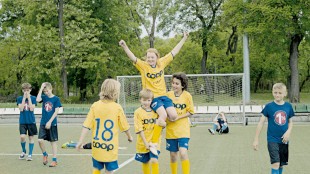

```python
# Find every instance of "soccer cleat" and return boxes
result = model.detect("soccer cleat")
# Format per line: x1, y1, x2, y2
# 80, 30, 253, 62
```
26, 155, 33, 161
49, 161, 57, 167
43, 155, 48, 165
149, 143, 158, 156
19, 152, 26, 160
61, 142, 69, 148
208, 129, 215, 135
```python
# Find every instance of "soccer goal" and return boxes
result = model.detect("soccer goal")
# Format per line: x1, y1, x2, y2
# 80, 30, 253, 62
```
117, 73, 245, 124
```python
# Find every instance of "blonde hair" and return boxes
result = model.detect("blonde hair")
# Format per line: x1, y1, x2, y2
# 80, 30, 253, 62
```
99, 79, 120, 101
272, 83, 287, 91
21, 83, 32, 89
44, 82, 53, 90
139, 89, 154, 100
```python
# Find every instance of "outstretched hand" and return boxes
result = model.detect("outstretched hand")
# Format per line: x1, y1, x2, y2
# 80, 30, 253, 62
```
119, 40, 127, 48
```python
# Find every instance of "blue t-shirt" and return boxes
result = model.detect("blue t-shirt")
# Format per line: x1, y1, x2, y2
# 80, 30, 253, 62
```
16, 96, 37, 124
261, 101, 294, 143
40, 95, 62, 126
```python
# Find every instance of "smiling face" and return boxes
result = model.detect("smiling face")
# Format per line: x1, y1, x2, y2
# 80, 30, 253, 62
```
140, 97, 153, 109
43, 87, 53, 97
146, 52, 158, 67
171, 77, 183, 94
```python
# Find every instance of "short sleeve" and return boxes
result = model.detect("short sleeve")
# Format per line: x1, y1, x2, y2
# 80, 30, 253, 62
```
134, 111, 143, 134
118, 107, 130, 132
83, 105, 95, 130
186, 93, 195, 114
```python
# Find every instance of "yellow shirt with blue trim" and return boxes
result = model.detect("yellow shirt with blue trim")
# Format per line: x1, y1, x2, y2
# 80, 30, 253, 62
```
134, 107, 161, 153
134, 53, 173, 97
166, 91, 194, 139
83, 100, 130, 162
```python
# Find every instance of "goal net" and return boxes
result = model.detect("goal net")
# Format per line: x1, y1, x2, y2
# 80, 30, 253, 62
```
117, 73, 245, 124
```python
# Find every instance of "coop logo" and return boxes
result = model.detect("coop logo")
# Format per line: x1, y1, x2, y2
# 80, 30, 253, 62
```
143, 118, 156, 125
44, 102, 53, 112
274, 111, 287, 126
174, 103, 186, 110
92, 141, 114, 151
146, 70, 163, 79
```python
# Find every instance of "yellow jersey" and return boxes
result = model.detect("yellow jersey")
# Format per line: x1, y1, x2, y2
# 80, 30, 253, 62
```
134, 107, 161, 153
134, 53, 173, 97
166, 91, 194, 139
83, 100, 130, 162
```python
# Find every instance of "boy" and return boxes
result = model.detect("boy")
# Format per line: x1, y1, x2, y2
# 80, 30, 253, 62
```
134, 89, 160, 174
208, 112, 229, 135
36, 82, 62, 167
76, 79, 133, 174
119, 32, 189, 155
253, 83, 294, 174
17, 83, 37, 161
166, 72, 194, 174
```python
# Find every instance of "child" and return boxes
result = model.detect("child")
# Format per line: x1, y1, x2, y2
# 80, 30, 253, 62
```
166, 72, 194, 174
134, 89, 161, 174
119, 32, 189, 155
36, 82, 62, 167
76, 79, 133, 174
17, 83, 37, 161
208, 112, 229, 135
253, 83, 294, 174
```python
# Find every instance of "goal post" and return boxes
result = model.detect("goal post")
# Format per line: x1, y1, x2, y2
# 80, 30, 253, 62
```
117, 73, 245, 124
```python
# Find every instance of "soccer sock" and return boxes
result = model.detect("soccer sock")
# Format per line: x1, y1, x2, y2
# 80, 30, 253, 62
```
21, 142, 26, 153
151, 124, 163, 143
271, 168, 279, 174
181, 160, 190, 174
29, 143, 34, 156
92, 169, 100, 174
170, 162, 178, 174
142, 163, 150, 174
52, 157, 57, 162
43, 151, 48, 156
279, 167, 283, 174
151, 162, 159, 174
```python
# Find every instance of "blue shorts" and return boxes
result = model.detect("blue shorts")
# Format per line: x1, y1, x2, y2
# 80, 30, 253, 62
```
166, 138, 190, 152
92, 158, 118, 171
135, 151, 160, 163
268, 142, 289, 166
151, 96, 174, 112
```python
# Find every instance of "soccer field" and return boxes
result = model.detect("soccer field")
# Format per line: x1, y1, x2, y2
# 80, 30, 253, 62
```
0, 124, 309, 174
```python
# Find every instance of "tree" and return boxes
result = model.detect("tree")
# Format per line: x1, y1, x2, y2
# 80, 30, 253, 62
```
223, 0, 310, 102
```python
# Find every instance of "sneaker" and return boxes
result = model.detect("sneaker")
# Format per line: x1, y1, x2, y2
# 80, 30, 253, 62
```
61, 142, 69, 148
149, 143, 158, 155
43, 155, 48, 165
49, 161, 57, 167
19, 152, 26, 160
26, 155, 33, 161
218, 129, 223, 135
208, 129, 215, 135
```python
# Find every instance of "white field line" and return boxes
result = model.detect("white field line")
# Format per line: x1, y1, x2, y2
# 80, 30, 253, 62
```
114, 155, 135, 172
0, 153, 134, 156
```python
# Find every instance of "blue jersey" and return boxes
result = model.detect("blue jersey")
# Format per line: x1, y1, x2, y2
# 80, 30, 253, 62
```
261, 101, 294, 143
16, 96, 37, 124
40, 95, 62, 126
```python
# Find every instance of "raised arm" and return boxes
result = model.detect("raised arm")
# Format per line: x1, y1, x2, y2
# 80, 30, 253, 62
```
171, 32, 189, 57
36, 83, 46, 102
119, 40, 137, 63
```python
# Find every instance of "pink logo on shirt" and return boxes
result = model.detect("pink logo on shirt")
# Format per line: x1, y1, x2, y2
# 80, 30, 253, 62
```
274, 111, 287, 126
44, 102, 53, 112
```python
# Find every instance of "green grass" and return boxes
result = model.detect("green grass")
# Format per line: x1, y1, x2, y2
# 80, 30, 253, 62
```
0, 124, 309, 174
